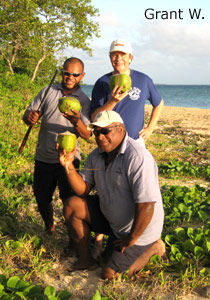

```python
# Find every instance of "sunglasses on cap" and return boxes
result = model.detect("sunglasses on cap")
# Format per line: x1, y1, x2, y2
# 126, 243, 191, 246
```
92, 125, 121, 137
62, 70, 83, 77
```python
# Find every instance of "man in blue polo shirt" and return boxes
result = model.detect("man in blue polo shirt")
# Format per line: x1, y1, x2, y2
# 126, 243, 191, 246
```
58, 110, 165, 279
91, 38, 164, 142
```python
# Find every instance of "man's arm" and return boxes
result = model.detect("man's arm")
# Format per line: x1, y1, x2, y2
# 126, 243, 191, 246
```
58, 147, 92, 196
63, 109, 91, 140
73, 119, 92, 139
139, 99, 164, 142
114, 202, 155, 253
91, 85, 128, 121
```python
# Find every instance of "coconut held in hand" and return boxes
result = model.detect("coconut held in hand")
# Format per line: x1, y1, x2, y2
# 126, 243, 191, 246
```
58, 96, 81, 114
109, 73, 132, 93
57, 131, 77, 153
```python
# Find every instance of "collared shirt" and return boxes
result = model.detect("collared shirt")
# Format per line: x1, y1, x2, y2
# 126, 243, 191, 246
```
26, 83, 91, 163
81, 134, 164, 246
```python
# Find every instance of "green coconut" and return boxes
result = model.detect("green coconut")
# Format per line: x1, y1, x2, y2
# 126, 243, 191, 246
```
57, 131, 77, 153
109, 73, 132, 93
58, 96, 81, 114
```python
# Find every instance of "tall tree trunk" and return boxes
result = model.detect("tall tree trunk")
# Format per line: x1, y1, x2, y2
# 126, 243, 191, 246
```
7, 59, 15, 74
0, 49, 15, 74
11, 41, 19, 64
31, 55, 46, 82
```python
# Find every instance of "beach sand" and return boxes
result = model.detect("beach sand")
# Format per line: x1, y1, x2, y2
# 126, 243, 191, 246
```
145, 104, 210, 136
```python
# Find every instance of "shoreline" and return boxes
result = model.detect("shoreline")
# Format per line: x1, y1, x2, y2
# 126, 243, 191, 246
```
145, 103, 210, 113
162, 105, 210, 110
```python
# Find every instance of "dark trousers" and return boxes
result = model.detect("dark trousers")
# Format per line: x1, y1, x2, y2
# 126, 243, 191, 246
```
33, 159, 79, 230
34, 159, 79, 204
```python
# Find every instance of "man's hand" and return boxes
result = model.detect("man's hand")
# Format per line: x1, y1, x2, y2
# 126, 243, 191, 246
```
139, 126, 153, 142
110, 84, 129, 105
63, 109, 80, 126
90, 84, 129, 121
28, 110, 40, 125
139, 99, 164, 142
113, 235, 137, 253
56, 144, 77, 168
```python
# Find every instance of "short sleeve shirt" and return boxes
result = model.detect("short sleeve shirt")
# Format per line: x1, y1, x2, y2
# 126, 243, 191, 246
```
81, 135, 164, 245
26, 83, 91, 163
91, 70, 162, 139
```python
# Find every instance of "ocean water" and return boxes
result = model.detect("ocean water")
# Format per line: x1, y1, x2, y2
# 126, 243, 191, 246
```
82, 84, 210, 109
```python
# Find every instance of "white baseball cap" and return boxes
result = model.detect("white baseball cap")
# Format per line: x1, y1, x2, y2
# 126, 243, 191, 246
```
88, 110, 124, 129
109, 39, 132, 54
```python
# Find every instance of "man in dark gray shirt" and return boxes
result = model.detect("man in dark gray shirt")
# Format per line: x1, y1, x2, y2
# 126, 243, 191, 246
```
23, 57, 91, 235
58, 110, 166, 279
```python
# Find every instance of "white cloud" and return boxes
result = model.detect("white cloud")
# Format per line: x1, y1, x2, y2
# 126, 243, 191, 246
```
97, 12, 122, 27
64, 8, 210, 85
123, 20, 210, 84
135, 21, 210, 58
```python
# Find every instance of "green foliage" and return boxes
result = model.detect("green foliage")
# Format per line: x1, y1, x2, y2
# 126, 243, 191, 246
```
160, 184, 210, 279
0, 275, 72, 300
0, 72, 43, 94
92, 290, 111, 300
162, 185, 210, 227
0, 0, 100, 81
1, 169, 33, 189
159, 159, 210, 180
80, 152, 89, 169
164, 224, 210, 273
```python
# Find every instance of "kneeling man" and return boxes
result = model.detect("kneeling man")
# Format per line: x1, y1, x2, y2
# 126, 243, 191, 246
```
58, 110, 165, 279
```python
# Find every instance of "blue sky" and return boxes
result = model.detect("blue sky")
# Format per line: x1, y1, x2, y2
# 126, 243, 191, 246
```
66, 0, 210, 85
